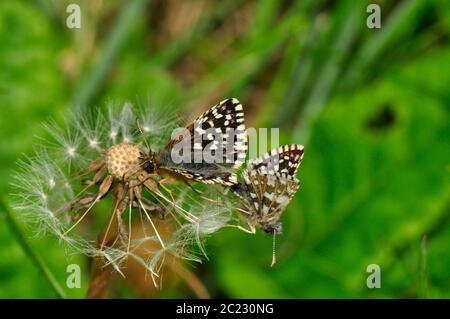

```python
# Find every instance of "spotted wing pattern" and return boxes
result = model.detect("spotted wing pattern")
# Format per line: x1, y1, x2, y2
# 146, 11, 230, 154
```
248, 144, 304, 176
157, 98, 247, 186
232, 145, 303, 234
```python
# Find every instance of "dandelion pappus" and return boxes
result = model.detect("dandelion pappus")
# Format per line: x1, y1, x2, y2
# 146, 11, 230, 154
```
12, 100, 238, 288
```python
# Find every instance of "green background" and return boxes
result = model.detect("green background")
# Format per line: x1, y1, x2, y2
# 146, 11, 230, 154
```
0, 0, 449, 298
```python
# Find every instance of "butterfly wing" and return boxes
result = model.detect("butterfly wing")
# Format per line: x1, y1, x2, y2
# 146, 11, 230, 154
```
232, 144, 304, 233
239, 170, 300, 233
157, 98, 247, 186
248, 144, 304, 176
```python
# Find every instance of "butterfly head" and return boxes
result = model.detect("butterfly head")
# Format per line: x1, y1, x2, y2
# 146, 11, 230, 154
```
143, 161, 155, 173
263, 221, 283, 235
140, 150, 158, 174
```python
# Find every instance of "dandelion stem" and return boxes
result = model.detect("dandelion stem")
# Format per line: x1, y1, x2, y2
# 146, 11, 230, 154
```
168, 262, 210, 299
0, 196, 66, 299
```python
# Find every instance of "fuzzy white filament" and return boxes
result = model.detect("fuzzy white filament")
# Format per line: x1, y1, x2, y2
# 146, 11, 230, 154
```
11, 100, 236, 286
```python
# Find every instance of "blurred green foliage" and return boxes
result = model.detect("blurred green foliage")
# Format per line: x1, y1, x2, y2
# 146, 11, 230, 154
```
0, 0, 448, 298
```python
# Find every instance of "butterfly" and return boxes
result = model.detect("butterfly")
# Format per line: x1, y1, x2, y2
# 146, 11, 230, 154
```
141, 98, 247, 187
231, 144, 304, 234
230, 144, 303, 266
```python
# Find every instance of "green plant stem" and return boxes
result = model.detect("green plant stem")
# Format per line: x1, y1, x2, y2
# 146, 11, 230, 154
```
292, 1, 363, 144
418, 235, 429, 299
272, 13, 318, 127
71, 0, 149, 109
341, 0, 428, 88
0, 196, 66, 299
265, 0, 322, 127
152, 0, 245, 67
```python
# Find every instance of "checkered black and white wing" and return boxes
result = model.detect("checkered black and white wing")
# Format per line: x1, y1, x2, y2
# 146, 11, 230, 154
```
157, 98, 247, 186
248, 144, 304, 176
232, 144, 303, 233
241, 170, 300, 233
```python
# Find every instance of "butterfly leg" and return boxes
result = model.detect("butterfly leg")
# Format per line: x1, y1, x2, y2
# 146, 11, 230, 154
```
158, 177, 176, 202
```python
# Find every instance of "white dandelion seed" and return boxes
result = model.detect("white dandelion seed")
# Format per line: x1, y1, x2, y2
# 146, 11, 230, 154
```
42, 120, 83, 167
108, 101, 135, 144
11, 152, 76, 239
136, 103, 180, 148
72, 107, 107, 152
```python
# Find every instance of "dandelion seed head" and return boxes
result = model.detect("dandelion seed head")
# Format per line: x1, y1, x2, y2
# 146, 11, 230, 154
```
12, 100, 236, 286
105, 143, 142, 180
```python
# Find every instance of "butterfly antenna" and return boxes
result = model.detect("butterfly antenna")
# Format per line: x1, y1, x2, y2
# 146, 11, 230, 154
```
271, 232, 277, 267
136, 117, 152, 151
